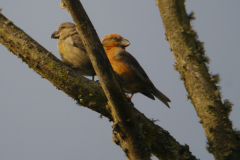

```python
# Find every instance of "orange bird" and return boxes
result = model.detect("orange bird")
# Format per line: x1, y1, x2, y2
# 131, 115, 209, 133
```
101, 34, 171, 108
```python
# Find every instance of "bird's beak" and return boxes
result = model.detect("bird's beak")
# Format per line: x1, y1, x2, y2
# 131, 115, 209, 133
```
51, 31, 60, 39
120, 39, 130, 48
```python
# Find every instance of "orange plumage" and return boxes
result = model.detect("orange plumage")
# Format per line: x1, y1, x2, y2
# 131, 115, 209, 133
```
101, 34, 171, 108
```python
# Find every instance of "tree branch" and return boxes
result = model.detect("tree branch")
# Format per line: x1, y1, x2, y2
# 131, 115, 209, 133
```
60, 0, 152, 159
156, 0, 240, 159
0, 11, 197, 160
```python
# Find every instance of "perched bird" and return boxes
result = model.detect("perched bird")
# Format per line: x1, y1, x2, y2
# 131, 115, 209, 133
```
51, 22, 96, 80
101, 34, 171, 108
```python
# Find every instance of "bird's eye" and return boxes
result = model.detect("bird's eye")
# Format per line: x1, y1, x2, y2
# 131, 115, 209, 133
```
113, 37, 117, 41
61, 26, 65, 30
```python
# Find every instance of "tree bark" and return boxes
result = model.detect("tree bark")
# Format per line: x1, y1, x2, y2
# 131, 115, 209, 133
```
156, 0, 240, 159
60, 0, 152, 159
0, 11, 197, 160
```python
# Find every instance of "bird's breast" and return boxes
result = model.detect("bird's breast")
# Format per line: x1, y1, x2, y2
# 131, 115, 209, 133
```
107, 52, 131, 77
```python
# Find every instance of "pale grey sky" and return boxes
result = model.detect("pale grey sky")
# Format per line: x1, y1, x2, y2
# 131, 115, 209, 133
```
1, 1, 239, 160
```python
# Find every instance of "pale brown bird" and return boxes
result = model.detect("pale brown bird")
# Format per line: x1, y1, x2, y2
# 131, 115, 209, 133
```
101, 34, 171, 108
51, 22, 96, 80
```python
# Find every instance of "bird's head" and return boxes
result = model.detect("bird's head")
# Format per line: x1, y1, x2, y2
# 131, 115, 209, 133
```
51, 22, 76, 39
101, 34, 130, 50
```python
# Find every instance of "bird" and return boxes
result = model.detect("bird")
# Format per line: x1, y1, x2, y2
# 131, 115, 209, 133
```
51, 22, 96, 80
101, 34, 171, 108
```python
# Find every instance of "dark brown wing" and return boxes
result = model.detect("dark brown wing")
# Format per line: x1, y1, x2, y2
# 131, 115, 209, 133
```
70, 32, 87, 52
116, 49, 154, 87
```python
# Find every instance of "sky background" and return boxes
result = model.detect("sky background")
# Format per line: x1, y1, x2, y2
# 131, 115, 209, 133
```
1, 1, 240, 160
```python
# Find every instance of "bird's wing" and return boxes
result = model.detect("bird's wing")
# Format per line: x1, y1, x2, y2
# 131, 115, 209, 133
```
116, 49, 154, 86
69, 32, 86, 51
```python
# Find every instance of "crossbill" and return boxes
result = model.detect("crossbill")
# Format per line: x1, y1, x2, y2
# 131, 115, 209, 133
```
51, 22, 96, 80
101, 34, 171, 108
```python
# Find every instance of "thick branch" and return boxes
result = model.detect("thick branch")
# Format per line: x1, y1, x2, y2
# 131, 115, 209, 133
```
61, 0, 152, 159
156, 0, 240, 159
0, 13, 109, 117
0, 12, 197, 160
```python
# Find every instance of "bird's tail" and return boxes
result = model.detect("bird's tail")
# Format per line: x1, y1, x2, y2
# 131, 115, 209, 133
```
153, 88, 171, 108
